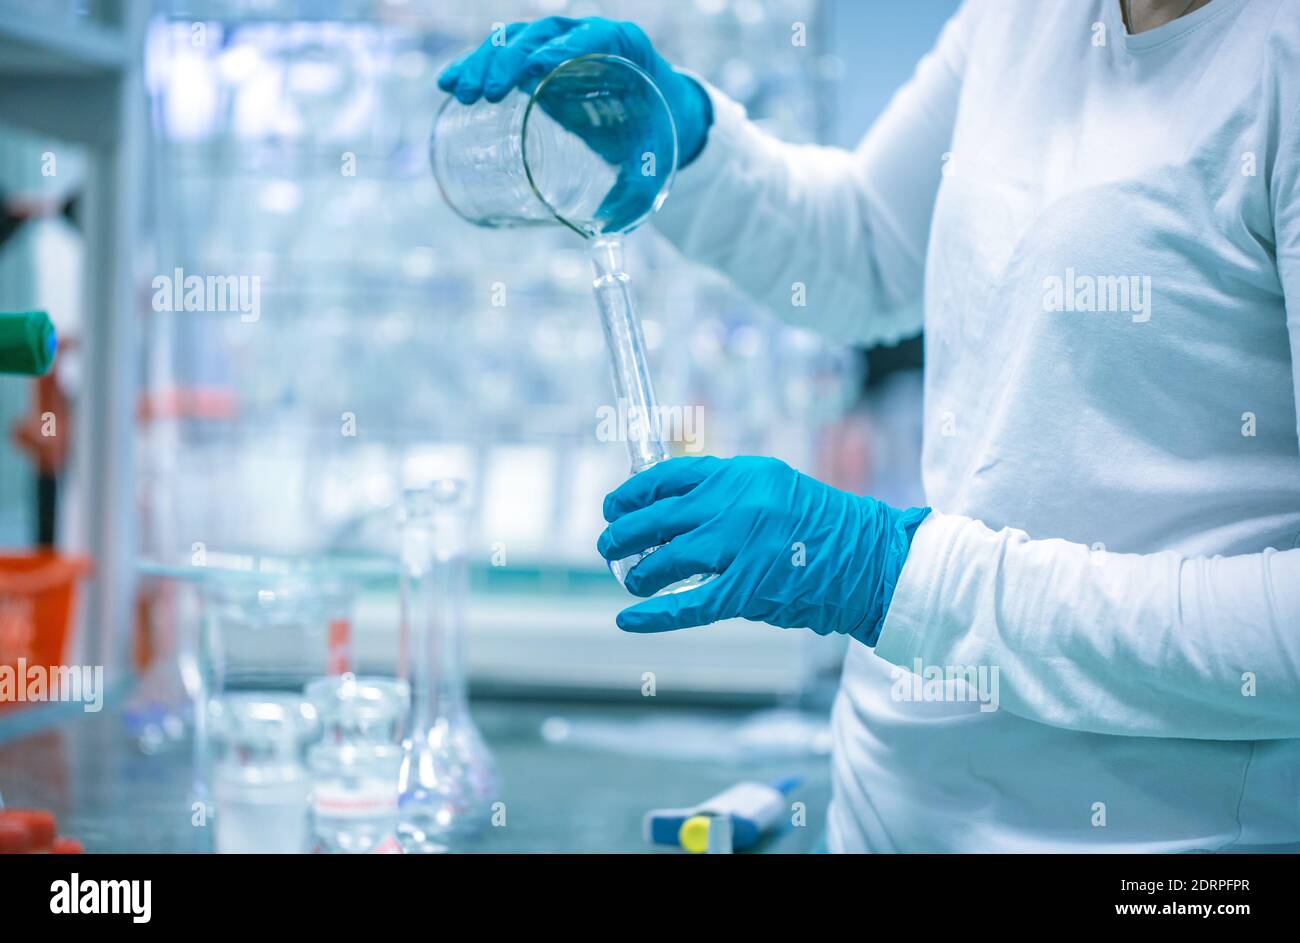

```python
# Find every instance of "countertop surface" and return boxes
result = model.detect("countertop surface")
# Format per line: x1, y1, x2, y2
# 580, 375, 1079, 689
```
0, 696, 832, 854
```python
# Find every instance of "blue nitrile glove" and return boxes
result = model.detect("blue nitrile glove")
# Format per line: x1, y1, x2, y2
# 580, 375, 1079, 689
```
597, 456, 931, 644
437, 17, 714, 168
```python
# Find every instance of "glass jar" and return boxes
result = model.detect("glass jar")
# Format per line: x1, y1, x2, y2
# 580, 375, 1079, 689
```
209, 693, 317, 854
305, 673, 408, 854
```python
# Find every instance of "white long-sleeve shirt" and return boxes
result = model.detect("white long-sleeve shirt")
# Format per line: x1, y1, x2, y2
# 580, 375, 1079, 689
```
653, 0, 1300, 852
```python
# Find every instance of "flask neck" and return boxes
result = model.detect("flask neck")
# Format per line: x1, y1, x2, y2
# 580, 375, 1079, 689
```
588, 236, 672, 472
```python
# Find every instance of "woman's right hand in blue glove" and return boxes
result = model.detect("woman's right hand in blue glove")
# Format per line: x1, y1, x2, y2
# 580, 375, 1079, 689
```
437, 17, 713, 166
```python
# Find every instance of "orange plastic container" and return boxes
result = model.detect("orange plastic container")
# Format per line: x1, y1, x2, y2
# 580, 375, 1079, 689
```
0, 551, 92, 712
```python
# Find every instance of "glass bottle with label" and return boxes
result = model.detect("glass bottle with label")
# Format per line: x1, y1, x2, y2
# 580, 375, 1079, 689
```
305, 673, 407, 854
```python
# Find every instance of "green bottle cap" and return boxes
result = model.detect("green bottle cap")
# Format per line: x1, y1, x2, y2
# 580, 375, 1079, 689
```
0, 311, 57, 376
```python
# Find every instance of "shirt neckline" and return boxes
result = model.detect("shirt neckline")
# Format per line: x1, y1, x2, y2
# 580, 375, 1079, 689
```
1106, 0, 1235, 52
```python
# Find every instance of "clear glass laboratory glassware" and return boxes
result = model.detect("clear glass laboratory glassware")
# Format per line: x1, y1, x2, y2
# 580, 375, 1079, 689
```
427, 484, 500, 816
198, 575, 354, 696
193, 570, 355, 847
305, 674, 408, 854
589, 236, 715, 592
430, 53, 714, 593
431, 53, 677, 236
396, 481, 496, 852
208, 693, 317, 854
122, 582, 191, 755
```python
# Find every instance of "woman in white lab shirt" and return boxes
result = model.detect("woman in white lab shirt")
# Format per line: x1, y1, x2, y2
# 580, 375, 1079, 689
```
441, 0, 1300, 852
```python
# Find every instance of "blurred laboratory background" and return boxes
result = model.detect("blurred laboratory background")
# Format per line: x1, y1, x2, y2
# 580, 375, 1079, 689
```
0, 0, 954, 853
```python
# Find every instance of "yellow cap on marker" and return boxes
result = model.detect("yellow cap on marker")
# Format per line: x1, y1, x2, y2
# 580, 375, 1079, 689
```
678, 815, 712, 854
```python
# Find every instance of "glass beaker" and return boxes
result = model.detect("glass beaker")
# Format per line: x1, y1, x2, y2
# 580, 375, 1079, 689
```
430, 53, 677, 236
430, 54, 714, 594
192, 568, 357, 842
198, 574, 356, 696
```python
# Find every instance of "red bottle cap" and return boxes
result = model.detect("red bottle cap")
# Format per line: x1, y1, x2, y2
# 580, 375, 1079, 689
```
3, 810, 57, 850
0, 817, 32, 854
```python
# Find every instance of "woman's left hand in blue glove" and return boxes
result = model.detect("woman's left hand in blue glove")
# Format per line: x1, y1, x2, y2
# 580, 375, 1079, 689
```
596, 456, 930, 645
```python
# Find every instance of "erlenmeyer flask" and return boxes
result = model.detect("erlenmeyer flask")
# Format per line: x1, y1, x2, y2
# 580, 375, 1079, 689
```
430, 54, 715, 594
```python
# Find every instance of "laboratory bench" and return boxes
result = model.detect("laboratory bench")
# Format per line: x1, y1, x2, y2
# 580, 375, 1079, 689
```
0, 697, 831, 854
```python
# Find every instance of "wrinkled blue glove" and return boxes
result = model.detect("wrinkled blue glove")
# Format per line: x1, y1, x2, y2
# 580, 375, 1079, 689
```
437, 16, 714, 168
597, 456, 931, 645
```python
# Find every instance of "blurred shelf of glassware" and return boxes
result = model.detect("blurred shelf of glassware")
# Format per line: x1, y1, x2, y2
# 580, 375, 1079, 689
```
132, 0, 868, 702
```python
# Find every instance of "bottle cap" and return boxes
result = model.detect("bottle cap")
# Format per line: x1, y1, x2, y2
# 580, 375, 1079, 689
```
5, 809, 56, 849
678, 815, 711, 854
0, 816, 32, 854
0, 311, 56, 376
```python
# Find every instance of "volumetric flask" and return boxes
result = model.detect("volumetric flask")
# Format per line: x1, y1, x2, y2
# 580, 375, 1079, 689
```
396, 481, 493, 852
431, 54, 714, 594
